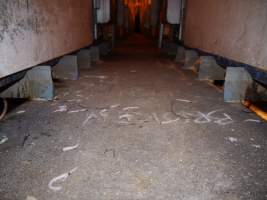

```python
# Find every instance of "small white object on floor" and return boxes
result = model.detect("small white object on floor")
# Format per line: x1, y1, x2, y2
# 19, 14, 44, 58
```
123, 106, 139, 111
152, 113, 160, 124
110, 104, 120, 109
82, 113, 97, 126
228, 137, 238, 143
67, 99, 76, 102
68, 109, 87, 114
244, 119, 261, 123
252, 144, 261, 149
119, 114, 134, 121
161, 118, 179, 125
0, 135, 8, 145
99, 109, 109, 120
86, 75, 107, 79
63, 143, 79, 152
54, 105, 67, 113
175, 99, 193, 103
26, 196, 37, 200
63, 92, 69, 96
48, 167, 78, 192
16, 110, 26, 114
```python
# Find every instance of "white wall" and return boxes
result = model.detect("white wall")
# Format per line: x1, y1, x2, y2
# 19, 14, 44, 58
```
0, 0, 93, 78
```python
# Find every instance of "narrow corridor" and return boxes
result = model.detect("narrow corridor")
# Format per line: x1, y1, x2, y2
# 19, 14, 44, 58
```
0, 35, 266, 200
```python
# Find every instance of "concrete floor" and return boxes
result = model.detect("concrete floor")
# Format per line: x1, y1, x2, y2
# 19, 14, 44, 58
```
0, 35, 266, 200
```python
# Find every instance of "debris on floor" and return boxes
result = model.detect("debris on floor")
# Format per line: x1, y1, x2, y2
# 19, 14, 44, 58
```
175, 98, 193, 103
63, 92, 70, 96
152, 113, 160, 124
67, 99, 76, 102
227, 137, 238, 143
82, 113, 97, 126
104, 148, 116, 158
251, 144, 261, 149
22, 134, 30, 147
242, 108, 252, 113
0, 135, 8, 145
123, 106, 140, 111
99, 109, 109, 121
63, 143, 79, 152
68, 109, 87, 114
48, 167, 78, 192
161, 118, 179, 125
53, 96, 60, 101
244, 119, 261, 123
86, 75, 107, 79
119, 114, 134, 121
110, 104, 120, 109
26, 196, 37, 200
16, 110, 26, 114
54, 105, 67, 113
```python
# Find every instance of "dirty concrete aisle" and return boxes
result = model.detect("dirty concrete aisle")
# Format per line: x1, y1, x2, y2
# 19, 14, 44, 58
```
0, 35, 266, 200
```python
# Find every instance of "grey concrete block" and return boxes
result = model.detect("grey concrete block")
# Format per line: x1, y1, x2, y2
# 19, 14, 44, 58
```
162, 42, 178, 56
91, 46, 100, 63
77, 49, 92, 70
174, 46, 185, 63
198, 56, 225, 81
53, 55, 78, 80
182, 50, 199, 70
0, 66, 54, 100
255, 83, 267, 101
99, 41, 112, 56
224, 67, 253, 102
246, 82, 267, 102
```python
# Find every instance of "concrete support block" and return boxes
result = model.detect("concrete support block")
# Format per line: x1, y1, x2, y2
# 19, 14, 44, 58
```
198, 56, 225, 81
99, 41, 112, 56
77, 49, 91, 70
182, 50, 199, 70
224, 67, 253, 102
174, 46, 185, 63
256, 84, 267, 101
162, 41, 177, 56
0, 66, 54, 100
91, 46, 100, 63
52, 55, 78, 80
246, 82, 267, 102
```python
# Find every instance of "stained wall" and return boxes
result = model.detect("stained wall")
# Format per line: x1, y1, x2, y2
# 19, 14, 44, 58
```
184, 0, 267, 70
0, 0, 93, 78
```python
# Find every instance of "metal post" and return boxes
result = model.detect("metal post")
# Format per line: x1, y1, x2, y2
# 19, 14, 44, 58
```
158, 23, 164, 48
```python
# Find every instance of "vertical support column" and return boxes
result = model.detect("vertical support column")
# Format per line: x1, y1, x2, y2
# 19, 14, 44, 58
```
117, 0, 124, 38
158, 24, 164, 48
151, 0, 160, 38
112, 24, 116, 48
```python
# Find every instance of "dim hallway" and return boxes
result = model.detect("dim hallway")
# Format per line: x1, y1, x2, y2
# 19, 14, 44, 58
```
0, 34, 266, 200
